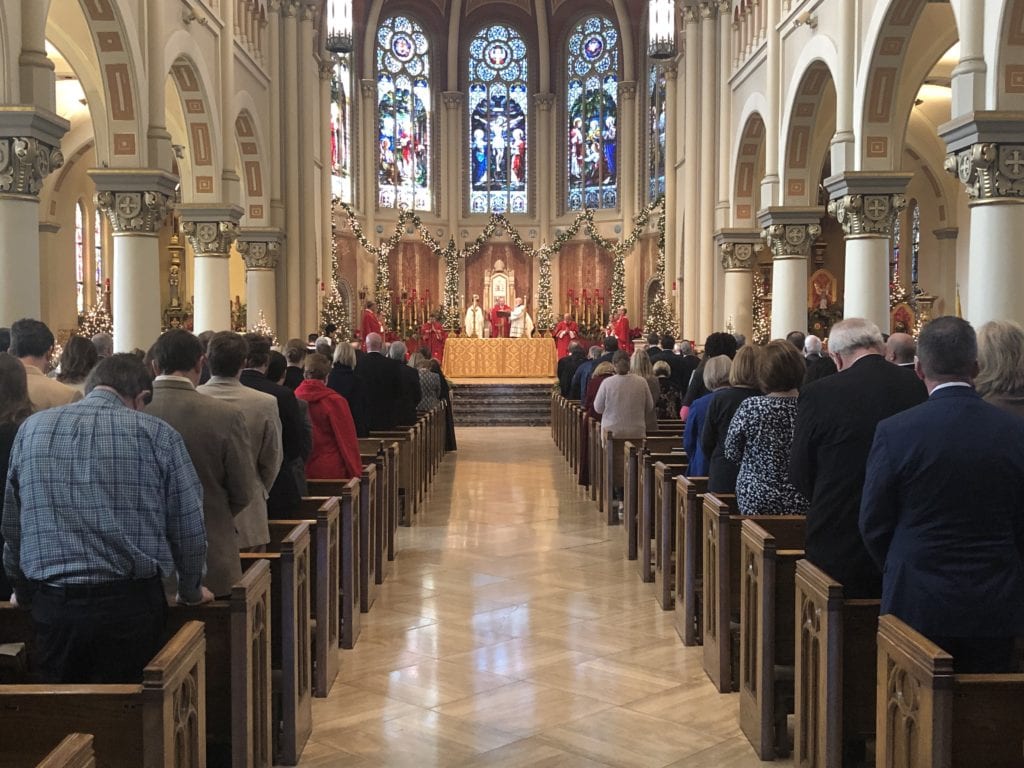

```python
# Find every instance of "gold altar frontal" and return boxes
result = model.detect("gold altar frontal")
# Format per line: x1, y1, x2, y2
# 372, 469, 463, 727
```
442, 337, 558, 379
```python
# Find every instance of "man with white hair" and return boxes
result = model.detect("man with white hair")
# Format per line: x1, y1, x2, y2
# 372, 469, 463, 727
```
354, 332, 403, 430
803, 333, 837, 385
789, 317, 927, 600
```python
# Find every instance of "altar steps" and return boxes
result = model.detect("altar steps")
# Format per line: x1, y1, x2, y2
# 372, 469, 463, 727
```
452, 383, 554, 427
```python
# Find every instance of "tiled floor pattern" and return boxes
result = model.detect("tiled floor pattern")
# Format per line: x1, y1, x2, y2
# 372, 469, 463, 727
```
297, 427, 787, 767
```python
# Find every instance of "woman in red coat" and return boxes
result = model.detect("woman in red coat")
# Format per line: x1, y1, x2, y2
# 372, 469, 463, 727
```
295, 353, 363, 480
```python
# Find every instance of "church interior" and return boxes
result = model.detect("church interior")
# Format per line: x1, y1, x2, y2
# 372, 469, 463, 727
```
2, 0, 1024, 765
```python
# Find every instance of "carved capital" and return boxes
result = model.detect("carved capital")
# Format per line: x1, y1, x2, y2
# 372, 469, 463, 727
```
700, 2, 717, 20
319, 61, 334, 80
442, 91, 464, 109
299, 3, 315, 22
661, 61, 678, 80
828, 192, 906, 238
682, 6, 699, 25
280, 0, 300, 18
0, 136, 64, 197
95, 190, 172, 234
763, 223, 821, 260
268, 0, 282, 13
618, 81, 637, 100
237, 240, 282, 271
533, 92, 556, 111
944, 142, 1024, 201
360, 78, 377, 99
182, 219, 240, 258
718, 0, 731, 14
720, 241, 763, 271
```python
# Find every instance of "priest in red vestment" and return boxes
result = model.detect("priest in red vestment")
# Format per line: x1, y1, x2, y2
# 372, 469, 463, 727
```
420, 314, 447, 363
554, 313, 579, 358
613, 306, 634, 354
491, 297, 511, 338
360, 301, 383, 349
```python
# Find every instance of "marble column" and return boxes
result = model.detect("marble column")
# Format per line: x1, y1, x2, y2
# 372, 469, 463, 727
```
941, 113, 1024, 326
298, 2, 318, 336
0, 109, 67, 324
359, 79, 379, 293
90, 170, 177, 352
663, 62, 679, 324
682, 7, 700, 337
715, 229, 764, 341
179, 204, 244, 334
826, 172, 911, 333
442, 91, 464, 238
219, 0, 241, 203
715, 0, 733, 231
758, 207, 824, 339
237, 229, 285, 336
761, 0, 780, 204
282, 0, 301, 336
698, 2, 718, 338
146, 0, 173, 170
617, 81, 638, 313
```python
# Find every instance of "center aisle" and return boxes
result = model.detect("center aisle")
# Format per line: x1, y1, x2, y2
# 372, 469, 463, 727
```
298, 427, 784, 767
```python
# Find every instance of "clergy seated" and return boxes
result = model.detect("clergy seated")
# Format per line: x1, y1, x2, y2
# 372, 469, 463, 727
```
295, 353, 363, 480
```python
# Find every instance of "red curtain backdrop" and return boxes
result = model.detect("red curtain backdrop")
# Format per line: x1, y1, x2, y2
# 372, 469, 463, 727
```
556, 240, 613, 315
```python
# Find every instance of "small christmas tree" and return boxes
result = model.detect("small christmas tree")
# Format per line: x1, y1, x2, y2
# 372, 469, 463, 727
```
78, 302, 113, 339
249, 310, 278, 346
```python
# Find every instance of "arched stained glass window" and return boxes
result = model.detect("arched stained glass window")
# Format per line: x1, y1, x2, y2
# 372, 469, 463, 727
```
376, 14, 432, 210
93, 207, 103, 291
567, 15, 620, 211
910, 200, 921, 289
75, 202, 85, 315
330, 56, 353, 202
468, 24, 529, 214
647, 65, 667, 202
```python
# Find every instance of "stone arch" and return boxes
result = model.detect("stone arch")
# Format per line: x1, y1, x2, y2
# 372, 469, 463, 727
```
783, 61, 836, 206
234, 103, 269, 225
855, 0, 960, 170
994, 0, 1024, 109
72, 0, 146, 167
733, 110, 766, 228
166, 50, 222, 201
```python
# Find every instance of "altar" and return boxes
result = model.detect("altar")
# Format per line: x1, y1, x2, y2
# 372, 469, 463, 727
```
442, 337, 557, 379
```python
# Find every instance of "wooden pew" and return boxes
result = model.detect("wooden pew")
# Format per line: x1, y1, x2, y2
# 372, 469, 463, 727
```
310, 466, 378, 613
674, 475, 708, 646
876, 614, 1024, 768
34, 734, 95, 768
602, 433, 625, 525
360, 438, 399, 563
0, 619, 206, 768
290, 497, 341, 697
361, 448, 391, 584
653, 459, 690, 608
637, 449, 686, 583
241, 523, 313, 766
794, 559, 880, 768
738, 517, 807, 760
622, 437, 682, 561
166, 559, 273, 768
370, 428, 416, 526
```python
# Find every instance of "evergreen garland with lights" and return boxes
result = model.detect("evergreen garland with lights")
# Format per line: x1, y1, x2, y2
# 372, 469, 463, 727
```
642, 206, 678, 337
321, 202, 353, 341
536, 248, 554, 332
440, 239, 460, 329
752, 273, 770, 345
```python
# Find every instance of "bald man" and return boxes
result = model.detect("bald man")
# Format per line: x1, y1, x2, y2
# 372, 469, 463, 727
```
886, 332, 917, 368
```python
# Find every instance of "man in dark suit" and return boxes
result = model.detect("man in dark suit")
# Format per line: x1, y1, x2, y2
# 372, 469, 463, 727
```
355, 332, 403, 431
802, 334, 837, 385
650, 334, 695, 393
597, 335, 619, 364
557, 342, 587, 398
241, 333, 304, 515
388, 341, 422, 426
859, 316, 1024, 673
570, 345, 604, 401
790, 318, 927, 599
146, 329, 255, 597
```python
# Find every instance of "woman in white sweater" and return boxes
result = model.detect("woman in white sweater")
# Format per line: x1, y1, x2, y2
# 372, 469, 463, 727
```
594, 350, 654, 441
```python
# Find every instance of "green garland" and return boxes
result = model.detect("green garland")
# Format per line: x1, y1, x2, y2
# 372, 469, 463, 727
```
643, 205, 678, 337
321, 202, 353, 341
441, 239, 460, 329
338, 198, 668, 332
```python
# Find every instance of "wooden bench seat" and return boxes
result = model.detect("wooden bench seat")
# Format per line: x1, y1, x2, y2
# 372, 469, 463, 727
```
876, 614, 1024, 768
794, 559, 879, 768
241, 523, 313, 766
637, 450, 686, 583
369, 428, 416, 526
738, 517, 807, 759
166, 558, 273, 768
34, 734, 95, 768
623, 437, 683, 560
359, 438, 399, 564
653, 460, 690, 609
0, 619, 206, 768
674, 475, 708, 646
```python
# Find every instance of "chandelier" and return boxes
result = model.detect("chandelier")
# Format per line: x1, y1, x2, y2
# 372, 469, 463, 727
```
325, 0, 353, 55
648, 0, 677, 60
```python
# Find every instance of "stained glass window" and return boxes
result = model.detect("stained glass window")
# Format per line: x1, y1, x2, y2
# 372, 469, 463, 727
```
567, 15, 620, 211
376, 14, 432, 210
647, 65, 667, 202
93, 207, 103, 291
468, 24, 529, 215
75, 202, 85, 314
330, 54, 352, 203
910, 200, 921, 288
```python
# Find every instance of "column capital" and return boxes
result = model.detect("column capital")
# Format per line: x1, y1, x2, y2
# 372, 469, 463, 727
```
360, 78, 377, 99
757, 206, 824, 260
532, 92, 556, 111
682, 5, 699, 25
319, 60, 334, 80
280, 0, 300, 18
824, 173, 911, 238
89, 169, 179, 234
933, 226, 959, 240
0, 107, 69, 198
661, 61, 678, 80
442, 91, 464, 109
940, 111, 1024, 201
179, 203, 245, 258
718, 0, 731, 14
237, 228, 285, 271
715, 228, 765, 271
699, 2, 718, 20
617, 81, 637, 101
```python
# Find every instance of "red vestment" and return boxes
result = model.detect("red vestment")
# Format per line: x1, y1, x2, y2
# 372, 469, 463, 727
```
491, 303, 511, 338
613, 315, 633, 354
420, 321, 447, 363
554, 320, 579, 358
360, 309, 383, 349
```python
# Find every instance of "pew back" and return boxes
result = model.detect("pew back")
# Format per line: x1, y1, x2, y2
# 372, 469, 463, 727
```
674, 475, 708, 646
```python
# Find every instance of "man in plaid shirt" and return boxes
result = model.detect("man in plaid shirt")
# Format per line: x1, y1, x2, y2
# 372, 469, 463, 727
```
2, 353, 211, 683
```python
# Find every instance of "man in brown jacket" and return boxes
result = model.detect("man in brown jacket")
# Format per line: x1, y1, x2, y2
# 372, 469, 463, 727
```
11, 318, 81, 410
146, 329, 255, 597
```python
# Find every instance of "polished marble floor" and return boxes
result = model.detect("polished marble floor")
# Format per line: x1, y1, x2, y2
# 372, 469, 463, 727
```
298, 427, 788, 767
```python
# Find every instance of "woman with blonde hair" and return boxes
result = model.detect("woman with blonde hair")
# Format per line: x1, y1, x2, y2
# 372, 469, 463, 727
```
976, 319, 1024, 418
683, 355, 732, 476
630, 349, 661, 430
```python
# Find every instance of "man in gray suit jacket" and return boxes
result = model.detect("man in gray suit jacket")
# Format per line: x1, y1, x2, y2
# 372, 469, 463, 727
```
146, 330, 256, 597
197, 332, 283, 551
